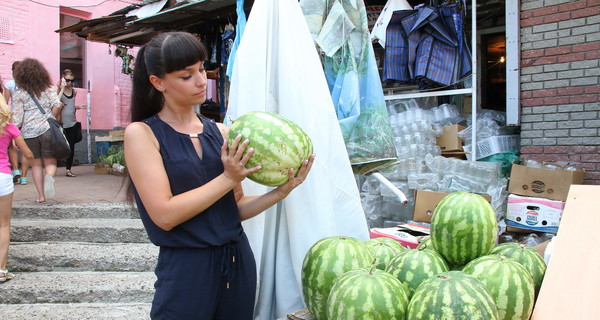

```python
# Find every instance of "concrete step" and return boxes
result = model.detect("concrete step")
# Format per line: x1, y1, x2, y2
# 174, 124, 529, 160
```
9, 242, 158, 272
0, 271, 155, 304
0, 303, 151, 320
10, 219, 150, 243
12, 203, 139, 220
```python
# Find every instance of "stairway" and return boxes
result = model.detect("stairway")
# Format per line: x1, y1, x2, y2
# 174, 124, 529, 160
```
0, 203, 157, 320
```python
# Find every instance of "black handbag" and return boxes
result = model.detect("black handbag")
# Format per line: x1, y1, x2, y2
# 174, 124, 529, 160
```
29, 93, 71, 160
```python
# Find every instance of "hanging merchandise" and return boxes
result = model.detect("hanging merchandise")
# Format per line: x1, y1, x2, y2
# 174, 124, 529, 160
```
370, 0, 413, 48
383, 0, 472, 90
226, 0, 247, 78
226, 0, 369, 318
301, 0, 398, 175
114, 45, 134, 75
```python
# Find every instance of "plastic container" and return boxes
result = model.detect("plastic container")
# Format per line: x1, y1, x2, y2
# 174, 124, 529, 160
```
464, 135, 520, 160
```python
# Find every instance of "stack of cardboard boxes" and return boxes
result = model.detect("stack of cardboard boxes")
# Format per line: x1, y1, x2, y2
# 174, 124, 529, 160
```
505, 162, 585, 234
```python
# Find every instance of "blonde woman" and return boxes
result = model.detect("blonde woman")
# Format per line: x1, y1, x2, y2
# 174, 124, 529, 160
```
0, 91, 34, 282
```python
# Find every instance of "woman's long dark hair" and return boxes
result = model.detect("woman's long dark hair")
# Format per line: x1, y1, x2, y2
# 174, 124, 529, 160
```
131, 32, 208, 122
126, 32, 208, 204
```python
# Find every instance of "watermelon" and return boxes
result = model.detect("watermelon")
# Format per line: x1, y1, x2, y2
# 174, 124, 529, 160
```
326, 268, 410, 320
302, 236, 373, 320
227, 111, 313, 186
407, 271, 500, 320
431, 192, 498, 267
416, 236, 433, 250
490, 242, 547, 294
364, 237, 405, 270
385, 248, 449, 296
463, 254, 536, 320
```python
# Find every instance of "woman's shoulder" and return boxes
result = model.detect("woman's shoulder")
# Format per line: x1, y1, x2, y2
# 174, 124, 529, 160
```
215, 121, 229, 139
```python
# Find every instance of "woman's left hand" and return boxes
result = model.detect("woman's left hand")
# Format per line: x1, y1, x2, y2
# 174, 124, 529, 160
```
275, 153, 316, 198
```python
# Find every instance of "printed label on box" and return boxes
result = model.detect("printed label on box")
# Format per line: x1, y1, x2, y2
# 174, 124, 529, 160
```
506, 194, 565, 233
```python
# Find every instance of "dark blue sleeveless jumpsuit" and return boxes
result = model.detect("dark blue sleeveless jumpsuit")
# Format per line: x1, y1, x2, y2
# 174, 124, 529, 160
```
132, 115, 257, 320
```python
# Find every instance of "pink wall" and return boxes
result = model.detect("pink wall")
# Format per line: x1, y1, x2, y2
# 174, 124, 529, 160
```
0, 0, 141, 130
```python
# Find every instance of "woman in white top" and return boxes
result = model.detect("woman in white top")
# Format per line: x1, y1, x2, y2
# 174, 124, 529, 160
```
11, 58, 62, 203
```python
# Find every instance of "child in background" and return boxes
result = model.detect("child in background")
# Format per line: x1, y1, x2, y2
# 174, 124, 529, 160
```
0, 92, 34, 282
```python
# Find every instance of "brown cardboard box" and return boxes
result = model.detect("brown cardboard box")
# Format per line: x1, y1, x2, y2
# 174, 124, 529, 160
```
436, 124, 466, 152
413, 190, 491, 223
507, 163, 585, 201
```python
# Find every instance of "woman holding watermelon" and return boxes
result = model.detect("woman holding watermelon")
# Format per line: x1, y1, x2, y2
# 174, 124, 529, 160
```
124, 32, 315, 320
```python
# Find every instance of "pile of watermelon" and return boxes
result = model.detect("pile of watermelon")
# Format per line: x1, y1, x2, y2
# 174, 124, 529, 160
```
301, 192, 547, 320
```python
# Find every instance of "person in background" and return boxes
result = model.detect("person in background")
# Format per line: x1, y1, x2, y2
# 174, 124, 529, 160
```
3, 61, 27, 184
11, 58, 62, 203
0, 88, 34, 282
57, 69, 85, 177
124, 31, 315, 319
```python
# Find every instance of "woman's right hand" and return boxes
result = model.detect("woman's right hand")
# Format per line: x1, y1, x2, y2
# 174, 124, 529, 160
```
221, 134, 261, 183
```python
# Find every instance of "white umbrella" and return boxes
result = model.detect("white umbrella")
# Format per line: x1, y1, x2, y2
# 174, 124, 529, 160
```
226, 0, 369, 318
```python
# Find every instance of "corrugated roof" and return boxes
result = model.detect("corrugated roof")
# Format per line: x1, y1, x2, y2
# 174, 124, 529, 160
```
56, 0, 239, 46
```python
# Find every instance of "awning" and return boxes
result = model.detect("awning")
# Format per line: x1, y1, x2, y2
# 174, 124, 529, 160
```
55, 0, 240, 46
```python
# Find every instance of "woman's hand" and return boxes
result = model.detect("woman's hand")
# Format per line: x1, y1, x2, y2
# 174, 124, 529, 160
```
221, 134, 261, 183
275, 153, 316, 198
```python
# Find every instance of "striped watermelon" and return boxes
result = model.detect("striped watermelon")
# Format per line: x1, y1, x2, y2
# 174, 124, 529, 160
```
364, 237, 405, 270
407, 271, 500, 320
227, 111, 313, 186
416, 236, 433, 251
431, 192, 498, 267
463, 254, 536, 320
385, 248, 449, 296
490, 242, 547, 294
326, 268, 410, 320
301, 236, 373, 320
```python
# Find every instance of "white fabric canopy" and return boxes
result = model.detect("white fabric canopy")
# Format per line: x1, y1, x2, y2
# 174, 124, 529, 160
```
225, 0, 370, 319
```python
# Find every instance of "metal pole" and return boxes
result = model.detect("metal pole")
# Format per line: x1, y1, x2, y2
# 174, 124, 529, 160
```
86, 80, 92, 164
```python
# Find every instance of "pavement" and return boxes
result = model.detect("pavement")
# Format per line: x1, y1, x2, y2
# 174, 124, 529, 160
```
12, 164, 127, 206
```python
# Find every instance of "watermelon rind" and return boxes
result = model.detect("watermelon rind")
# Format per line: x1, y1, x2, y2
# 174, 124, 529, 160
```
364, 237, 405, 270
227, 111, 313, 186
301, 236, 373, 320
326, 268, 410, 320
463, 254, 536, 320
431, 192, 498, 267
385, 248, 449, 296
407, 271, 500, 320
490, 242, 547, 294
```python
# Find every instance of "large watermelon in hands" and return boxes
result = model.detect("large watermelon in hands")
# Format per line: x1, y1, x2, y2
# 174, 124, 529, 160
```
490, 242, 547, 294
326, 268, 410, 320
227, 111, 313, 186
463, 254, 536, 320
302, 236, 373, 320
431, 192, 498, 267
407, 271, 500, 320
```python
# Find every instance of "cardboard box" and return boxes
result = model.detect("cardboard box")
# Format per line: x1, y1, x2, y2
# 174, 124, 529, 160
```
508, 163, 585, 201
506, 194, 565, 233
436, 124, 466, 152
369, 224, 430, 249
413, 190, 492, 223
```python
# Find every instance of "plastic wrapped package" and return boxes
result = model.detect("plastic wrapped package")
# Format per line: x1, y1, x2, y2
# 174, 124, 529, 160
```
361, 192, 383, 215
407, 173, 441, 190
361, 175, 381, 195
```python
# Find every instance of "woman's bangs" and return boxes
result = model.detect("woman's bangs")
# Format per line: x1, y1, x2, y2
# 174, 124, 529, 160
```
163, 34, 207, 73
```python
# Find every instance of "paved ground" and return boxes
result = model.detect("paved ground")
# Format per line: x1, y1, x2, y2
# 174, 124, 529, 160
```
12, 164, 127, 206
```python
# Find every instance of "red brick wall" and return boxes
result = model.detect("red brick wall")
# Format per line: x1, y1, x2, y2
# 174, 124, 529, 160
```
520, 0, 600, 184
